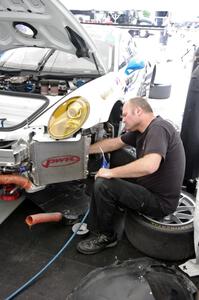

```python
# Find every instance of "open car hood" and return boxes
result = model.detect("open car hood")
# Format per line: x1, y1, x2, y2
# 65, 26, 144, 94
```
0, 0, 106, 73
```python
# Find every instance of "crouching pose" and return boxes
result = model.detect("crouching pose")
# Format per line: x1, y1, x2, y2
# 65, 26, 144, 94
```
77, 97, 185, 255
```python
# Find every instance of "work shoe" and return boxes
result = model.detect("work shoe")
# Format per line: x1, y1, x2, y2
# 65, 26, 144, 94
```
77, 233, 117, 255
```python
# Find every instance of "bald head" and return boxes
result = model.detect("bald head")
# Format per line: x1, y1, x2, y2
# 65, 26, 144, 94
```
127, 97, 153, 113
122, 97, 155, 132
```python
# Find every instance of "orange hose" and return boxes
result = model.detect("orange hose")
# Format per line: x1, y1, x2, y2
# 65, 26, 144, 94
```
25, 212, 63, 227
0, 175, 32, 190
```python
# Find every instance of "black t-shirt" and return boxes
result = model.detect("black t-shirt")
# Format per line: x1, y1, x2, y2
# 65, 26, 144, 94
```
121, 116, 186, 213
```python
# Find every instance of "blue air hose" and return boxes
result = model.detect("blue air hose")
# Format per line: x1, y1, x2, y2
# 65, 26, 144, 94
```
5, 208, 90, 300
6, 147, 107, 299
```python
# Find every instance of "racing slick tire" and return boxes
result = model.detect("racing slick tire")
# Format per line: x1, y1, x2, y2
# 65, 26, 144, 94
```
125, 191, 195, 261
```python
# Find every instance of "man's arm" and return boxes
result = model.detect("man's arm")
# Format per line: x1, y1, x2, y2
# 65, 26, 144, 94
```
95, 153, 162, 178
89, 136, 125, 154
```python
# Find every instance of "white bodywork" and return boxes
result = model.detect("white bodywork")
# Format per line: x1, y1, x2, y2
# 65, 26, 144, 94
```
0, 0, 150, 196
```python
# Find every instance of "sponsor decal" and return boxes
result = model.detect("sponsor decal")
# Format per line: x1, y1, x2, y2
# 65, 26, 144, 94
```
42, 155, 80, 168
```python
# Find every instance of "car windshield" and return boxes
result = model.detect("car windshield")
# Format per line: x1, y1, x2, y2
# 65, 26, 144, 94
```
0, 47, 100, 75
83, 24, 115, 70
0, 48, 49, 71
43, 50, 99, 74
0, 25, 114, 74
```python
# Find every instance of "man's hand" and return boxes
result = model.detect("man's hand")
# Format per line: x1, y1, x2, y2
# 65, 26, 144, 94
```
95, 168, 113, 179
95, 153, 162, 180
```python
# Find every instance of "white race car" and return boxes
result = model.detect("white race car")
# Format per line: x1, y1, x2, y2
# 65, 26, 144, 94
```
0, 0, 155, 199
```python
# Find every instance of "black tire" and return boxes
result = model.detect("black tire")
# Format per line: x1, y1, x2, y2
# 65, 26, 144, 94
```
149, 83, 172, 99
125, 191, 195, 261
108, 101, 123, 137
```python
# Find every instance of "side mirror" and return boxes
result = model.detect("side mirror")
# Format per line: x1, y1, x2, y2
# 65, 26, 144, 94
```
125, 58, 145, 75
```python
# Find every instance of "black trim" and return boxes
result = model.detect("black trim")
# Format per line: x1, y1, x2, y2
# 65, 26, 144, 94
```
0, 68, 21, 75
13, 22, 37, 38
0, 90, 49, 132
65, 26, 89, 58
38, 72, 99, 80
150, 65, 156, 86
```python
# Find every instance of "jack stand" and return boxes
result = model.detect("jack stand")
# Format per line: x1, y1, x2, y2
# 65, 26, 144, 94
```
179, 179, 199, 276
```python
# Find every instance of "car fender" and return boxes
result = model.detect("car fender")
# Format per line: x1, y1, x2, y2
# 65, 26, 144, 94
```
30, 72, 126, 130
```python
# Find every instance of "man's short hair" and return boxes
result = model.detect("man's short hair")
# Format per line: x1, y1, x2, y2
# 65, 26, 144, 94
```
128, 97, 153, 113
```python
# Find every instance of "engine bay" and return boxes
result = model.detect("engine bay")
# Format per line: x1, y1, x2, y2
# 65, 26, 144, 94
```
0, 72, 94, 96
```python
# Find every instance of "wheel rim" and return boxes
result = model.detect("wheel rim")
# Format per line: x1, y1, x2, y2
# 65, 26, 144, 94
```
143, 192, 195, 226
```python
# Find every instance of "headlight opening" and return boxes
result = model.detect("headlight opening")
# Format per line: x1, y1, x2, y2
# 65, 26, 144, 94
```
48, 97, 90, 139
